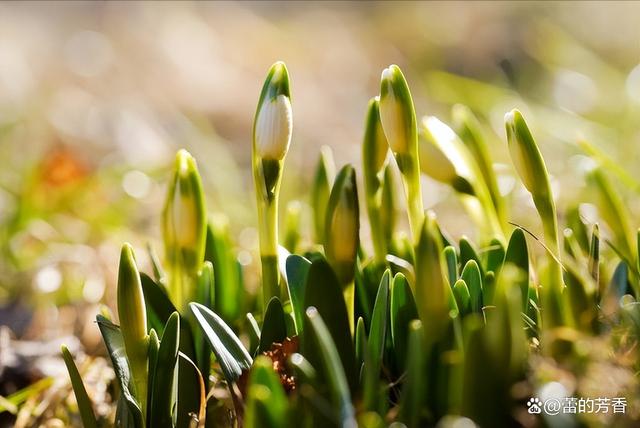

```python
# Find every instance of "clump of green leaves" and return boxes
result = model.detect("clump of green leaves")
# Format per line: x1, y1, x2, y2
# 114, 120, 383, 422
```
63, 63, 640, 428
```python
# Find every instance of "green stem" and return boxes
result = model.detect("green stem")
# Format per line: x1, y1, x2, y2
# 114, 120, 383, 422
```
258, 199, 280, 309
366, 192, 387, 264
396, 153, 424, 242
343, 280, 355, 335
533, 195, 565, 327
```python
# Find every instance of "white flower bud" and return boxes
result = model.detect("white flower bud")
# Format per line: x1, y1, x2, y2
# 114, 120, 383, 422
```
255, 93, 292, 161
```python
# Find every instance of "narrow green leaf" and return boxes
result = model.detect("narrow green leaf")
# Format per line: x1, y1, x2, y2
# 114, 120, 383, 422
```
96, 315, 143, 427
460, 260, 483, 314
302, 257, 356, 391
588, 167, 635, 262
259, 297, 287, 353
205, 217, 242, 322
189, 303, 252, 385
61, 346, 98, 428
453, 280, 471, 316
398, 320, 425, 427
355, 317, 367, 374
285, 254, 312, 334
390, 273, 418, 372
415, 213, 455, 344
484, 238, 505, 275
304, 307, 357, 428
459, 237, 483, 278
363, 270, 391, 412
146, 329, 159, 425
245, 356, 288, 428
140, 272, 177, 336
589, 223, 600, 288
245, 312, 261, 355
149, 312, 180, 428
443, 246, 458, 286
503, 228, 529, 309
176, 352, 206, 428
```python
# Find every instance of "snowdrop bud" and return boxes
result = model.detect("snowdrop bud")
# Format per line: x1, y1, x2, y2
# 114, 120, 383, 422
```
504, 109, 550, 199
254, 62, 292, 161
325, 164, 360, 286
162, 150, 207, 271
363, 96, 389, 178
117, 243, 147, 349
379, 65, 417, 155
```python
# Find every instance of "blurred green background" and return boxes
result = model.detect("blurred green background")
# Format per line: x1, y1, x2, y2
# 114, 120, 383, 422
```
1, 3, 640, 418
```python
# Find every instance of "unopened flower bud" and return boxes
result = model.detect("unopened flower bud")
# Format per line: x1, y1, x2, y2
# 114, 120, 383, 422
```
379, 65, 417, 155
325, 164, 360, 286
253, 62, 292, 161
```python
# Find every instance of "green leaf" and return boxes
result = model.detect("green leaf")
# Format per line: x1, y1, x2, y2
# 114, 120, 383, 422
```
285, 254, 312, 334
503, 228, 530, 309
608, 262, 630, 300
398, 320, 426, 427
443, 246, 458, 286
355, 317, 367, 375
96, 315, 143, 428
146, 329, 159, 424
140, 272, 177, 336
461, 260, 483, 314
245, 356, 288, 428
415, 213, 455, 344
304, 307, 357, 428
484, 238, 505, 275
453, 280, 471, 316
588, 167, 635, 262
259, 297, 287, 353
61, 345, 98, 428
205, 217, 242, 322
189, 303, 252, 385
363, 270, 391, 412
589, 223, 600, 287
149, 312, 180, 428
245, 312, 261, 355
176, 352, 206, 428
390, 273, 418, 372
459, 237, 483, 278
302, 257, 356, 391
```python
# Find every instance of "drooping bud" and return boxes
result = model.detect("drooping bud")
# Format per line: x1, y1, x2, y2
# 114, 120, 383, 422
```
420, 116, 473, 194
